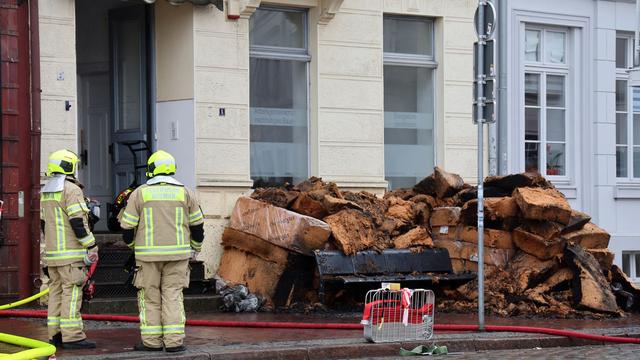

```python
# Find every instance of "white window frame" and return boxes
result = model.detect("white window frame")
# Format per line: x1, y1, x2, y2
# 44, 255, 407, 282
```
248, 6, 311, 185
615, 34, 640, 182
522, 25, 571, 182
622, 251, 640, 283
382, 15, 438, 190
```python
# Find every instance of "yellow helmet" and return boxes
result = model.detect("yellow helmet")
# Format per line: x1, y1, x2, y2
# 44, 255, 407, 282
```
47, 149, 79, 176
146, 150, 176, 178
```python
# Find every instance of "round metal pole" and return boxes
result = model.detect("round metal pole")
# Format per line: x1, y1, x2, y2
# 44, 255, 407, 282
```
476, 0, 486, 332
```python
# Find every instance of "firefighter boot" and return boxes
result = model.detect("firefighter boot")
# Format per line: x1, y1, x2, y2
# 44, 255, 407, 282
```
62, 339, 96, 349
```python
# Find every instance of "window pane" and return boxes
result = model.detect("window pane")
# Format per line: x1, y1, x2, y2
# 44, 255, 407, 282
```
634, 114, 640, 145
547, 75, 565, 107
525, 142, 540, 173
250, 58, 308, 186
634, 147, 640, 178
525, 30, 540, 62
617, 80, 628, 111
525, 108, 540, 141
116, 18, 142, 131
617, 146, 628, 177
617, 38, 628, 69
622, 253, 631, 277
547, 109, 565, 141
250, 8, 305, 48
547, 143, 565, 176
634, 87, 640, 112
384, 17, 433, 55
384, 65, 434, 189
525, 73, 540, 105
546, 31, 566, 63
617, 114, 628, 145
636, 253, 640, 277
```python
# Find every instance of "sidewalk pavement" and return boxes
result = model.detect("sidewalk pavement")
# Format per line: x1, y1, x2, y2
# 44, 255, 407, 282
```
1, 311, 639, 359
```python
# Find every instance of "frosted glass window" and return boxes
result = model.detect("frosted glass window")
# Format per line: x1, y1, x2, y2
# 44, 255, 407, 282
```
383, 15, 435, 190
384, 66, 434, 189
384, 17, 433, 56
546, 31, 565, 63
249, 8, 308, 187
525, 30, 540, 62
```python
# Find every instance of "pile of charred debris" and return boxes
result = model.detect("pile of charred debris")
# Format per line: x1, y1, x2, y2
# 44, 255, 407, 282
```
218, 167, 640, 317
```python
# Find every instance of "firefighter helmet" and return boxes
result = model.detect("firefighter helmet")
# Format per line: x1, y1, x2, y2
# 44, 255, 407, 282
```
47, 149, 79, 176
146, 150, 176, 178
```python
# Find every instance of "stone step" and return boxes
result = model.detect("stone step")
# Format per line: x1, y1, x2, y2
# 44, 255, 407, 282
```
82, 294, 222, 314
94, 232, 125, 247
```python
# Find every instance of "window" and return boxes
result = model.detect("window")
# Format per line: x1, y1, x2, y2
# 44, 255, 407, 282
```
249, 7, 309, 188
383, 16, 436, 190
622, 251, 640, 282
523, 27, 568, 176
615, 35, 640, 179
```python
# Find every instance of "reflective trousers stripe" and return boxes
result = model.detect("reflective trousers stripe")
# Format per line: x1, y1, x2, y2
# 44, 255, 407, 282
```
69, 285, 79, 318
140, 325, 163, 335
47, 316, 60, 327
138, 289, 147, 327
60, 318, 82, 328
162, 325, 185, 335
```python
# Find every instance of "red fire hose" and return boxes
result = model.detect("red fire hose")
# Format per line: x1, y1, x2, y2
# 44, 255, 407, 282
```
1, 309, 639, 344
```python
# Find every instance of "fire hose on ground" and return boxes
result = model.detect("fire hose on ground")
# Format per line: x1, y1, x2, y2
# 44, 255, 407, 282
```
1, 288, 640, 360
0, 288, 54, 360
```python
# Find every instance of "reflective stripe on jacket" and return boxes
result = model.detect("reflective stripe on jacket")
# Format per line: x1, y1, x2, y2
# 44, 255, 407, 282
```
41, 178, 95, 266
119, 182, 204, 262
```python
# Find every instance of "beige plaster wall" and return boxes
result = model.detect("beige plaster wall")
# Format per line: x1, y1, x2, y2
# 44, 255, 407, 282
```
40, 0, 479, 274
39, 0, 78, 175
192, 5, 253, 273
156, 1, 195, 101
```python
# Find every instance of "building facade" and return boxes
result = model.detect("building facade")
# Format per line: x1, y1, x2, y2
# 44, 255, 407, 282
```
36, 0, 479, 278
4, 0, 638, 300
495, 0, 640, 282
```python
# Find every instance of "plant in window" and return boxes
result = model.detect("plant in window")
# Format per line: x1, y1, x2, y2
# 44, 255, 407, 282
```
546, 144, 563, 175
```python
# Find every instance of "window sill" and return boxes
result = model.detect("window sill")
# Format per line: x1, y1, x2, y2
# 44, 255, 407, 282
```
614, 183, 640, 199
554, 185, 577, 199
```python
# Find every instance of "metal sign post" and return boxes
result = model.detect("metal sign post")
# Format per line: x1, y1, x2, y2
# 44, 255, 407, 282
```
473, 0, 497, 332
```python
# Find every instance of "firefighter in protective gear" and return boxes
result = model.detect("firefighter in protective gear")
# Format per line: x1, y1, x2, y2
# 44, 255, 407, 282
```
41, 149, 98, 349
119, 150, 204, 353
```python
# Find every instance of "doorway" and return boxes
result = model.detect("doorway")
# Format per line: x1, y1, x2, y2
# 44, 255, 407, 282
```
76, 0, 154, 232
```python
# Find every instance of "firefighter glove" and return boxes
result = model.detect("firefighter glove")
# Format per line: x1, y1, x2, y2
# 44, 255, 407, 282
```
84, 244, 99, 265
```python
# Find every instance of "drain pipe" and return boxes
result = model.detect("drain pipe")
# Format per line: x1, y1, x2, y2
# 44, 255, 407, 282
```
496, 0, 508, 175
487, 1, 498, 176
28, 0, 42, 288
635, 0, 640, 67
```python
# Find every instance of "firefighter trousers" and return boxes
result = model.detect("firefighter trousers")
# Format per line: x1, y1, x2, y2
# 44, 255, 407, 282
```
47, 264, 87, 343
134, 259, 190, 348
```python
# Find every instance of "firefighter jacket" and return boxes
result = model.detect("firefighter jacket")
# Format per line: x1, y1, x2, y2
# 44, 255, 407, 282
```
41, 176, 96, 267
119, 180, 204, 262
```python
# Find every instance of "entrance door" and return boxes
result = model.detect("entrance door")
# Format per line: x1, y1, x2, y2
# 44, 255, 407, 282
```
110, 5, 150, 194
78, 71, 112, 231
